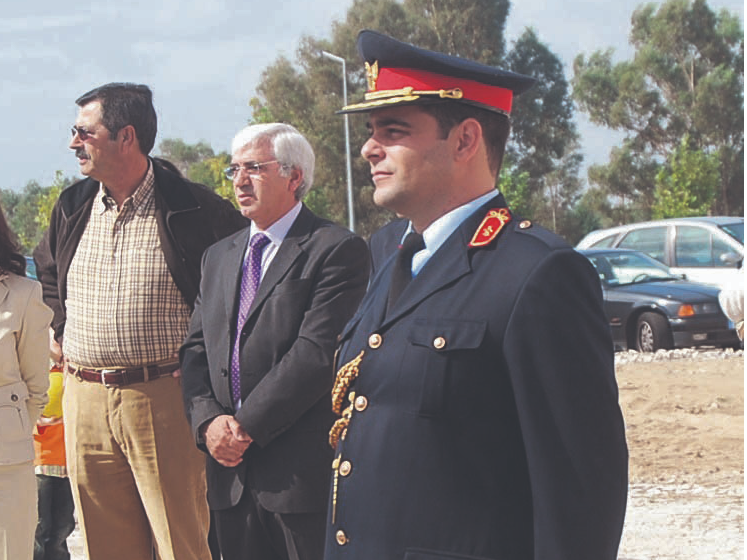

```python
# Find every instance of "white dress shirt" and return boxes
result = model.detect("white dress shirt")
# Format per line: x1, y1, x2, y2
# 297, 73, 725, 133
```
245, 201, 303, 279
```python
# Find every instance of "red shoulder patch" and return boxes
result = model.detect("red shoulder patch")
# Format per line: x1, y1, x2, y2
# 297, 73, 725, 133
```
468, 208, 512, 248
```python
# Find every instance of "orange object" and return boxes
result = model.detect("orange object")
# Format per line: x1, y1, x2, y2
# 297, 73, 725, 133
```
678, 304, 696, 317
34, 422, 66, 467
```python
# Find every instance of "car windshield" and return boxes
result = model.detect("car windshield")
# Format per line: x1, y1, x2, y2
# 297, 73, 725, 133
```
586, 252, 679, 286
719, 222, 744, 244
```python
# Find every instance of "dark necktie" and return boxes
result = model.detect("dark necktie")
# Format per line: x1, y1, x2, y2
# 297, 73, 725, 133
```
230, 233, 271, 408
387, 231, 425, 312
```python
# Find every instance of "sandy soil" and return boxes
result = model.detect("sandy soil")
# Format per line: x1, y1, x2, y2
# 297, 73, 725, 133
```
617, 356, 744, 559
68, 356, 745, 559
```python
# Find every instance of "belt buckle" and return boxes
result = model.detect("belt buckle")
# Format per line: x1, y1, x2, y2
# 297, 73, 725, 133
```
100, 369, 118, 387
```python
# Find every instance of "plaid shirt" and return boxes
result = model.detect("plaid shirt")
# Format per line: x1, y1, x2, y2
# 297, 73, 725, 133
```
63, 163, 192, 367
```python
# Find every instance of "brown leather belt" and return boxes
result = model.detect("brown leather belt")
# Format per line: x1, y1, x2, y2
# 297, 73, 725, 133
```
67, 362, 179, 387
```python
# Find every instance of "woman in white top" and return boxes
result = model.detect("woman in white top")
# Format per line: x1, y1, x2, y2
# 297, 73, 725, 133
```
0, 202, 52, 560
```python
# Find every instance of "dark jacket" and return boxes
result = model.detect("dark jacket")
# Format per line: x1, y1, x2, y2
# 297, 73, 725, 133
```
325, 194, 628, 560
33, 162, 248, 339
180, 205, 370, 513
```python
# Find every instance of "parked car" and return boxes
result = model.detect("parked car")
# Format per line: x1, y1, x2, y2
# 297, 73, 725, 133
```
576, 217, 743, 288
579, 248, 741, 352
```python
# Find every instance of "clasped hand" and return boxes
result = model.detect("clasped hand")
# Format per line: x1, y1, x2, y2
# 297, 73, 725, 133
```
203, 415, 252, 467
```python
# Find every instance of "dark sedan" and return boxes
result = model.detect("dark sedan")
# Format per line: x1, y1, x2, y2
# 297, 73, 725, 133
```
579, 248, 740, 352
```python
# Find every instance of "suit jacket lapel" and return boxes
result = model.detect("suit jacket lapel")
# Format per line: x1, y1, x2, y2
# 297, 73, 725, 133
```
224, 228, 251, 323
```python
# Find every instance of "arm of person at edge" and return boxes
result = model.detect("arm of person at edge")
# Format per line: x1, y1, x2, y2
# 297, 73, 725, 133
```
503, 249, 628, 560
18, 282, 53, 425
181, 234, 370, 467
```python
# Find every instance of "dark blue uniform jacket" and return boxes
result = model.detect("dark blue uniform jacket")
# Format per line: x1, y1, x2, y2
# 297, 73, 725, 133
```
325, 194, 628, 560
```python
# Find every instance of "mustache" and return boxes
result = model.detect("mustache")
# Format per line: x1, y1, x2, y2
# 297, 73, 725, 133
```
75, 148, 90, 160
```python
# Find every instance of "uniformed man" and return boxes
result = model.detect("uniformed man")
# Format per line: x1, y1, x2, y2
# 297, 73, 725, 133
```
323, 30, 628, 560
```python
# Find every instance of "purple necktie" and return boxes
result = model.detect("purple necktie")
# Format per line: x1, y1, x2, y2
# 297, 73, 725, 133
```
230, 233, 271, 407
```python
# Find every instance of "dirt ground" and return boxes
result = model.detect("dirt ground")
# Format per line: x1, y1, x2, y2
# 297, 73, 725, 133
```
616, 355, 744, 560
69, 355, 745, 559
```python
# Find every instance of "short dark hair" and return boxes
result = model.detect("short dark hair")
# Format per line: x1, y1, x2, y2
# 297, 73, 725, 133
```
0, 201, 26, 276
419, 102, 510, 176
76, 83, 157, 155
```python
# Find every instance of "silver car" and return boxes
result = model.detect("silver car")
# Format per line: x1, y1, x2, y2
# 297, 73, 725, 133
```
577, 217, 743, 288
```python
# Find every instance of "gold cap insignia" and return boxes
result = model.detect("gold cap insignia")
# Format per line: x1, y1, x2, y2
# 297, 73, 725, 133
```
365, 60, 379, 91
469, 208, 512, 248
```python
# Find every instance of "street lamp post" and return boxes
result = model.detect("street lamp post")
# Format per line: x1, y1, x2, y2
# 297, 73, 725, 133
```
321, 50, 355, 233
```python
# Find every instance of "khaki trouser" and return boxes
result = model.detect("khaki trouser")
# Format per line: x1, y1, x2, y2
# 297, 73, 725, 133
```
63, 374, 210, 560
0, 461, 36, 560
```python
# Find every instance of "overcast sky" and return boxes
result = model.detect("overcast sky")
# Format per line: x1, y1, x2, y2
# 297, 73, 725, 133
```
1, 0, 742, 193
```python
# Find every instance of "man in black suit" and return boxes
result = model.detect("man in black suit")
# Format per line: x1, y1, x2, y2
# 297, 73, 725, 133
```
180, 123, 369, 560
324, 31, 628, 560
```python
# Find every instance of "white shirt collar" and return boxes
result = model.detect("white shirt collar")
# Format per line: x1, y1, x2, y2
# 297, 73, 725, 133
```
410, 190, 500, 275
249, 201, 303, 248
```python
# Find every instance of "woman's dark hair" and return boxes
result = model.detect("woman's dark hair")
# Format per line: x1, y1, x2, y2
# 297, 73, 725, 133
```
0, 202, 26, 276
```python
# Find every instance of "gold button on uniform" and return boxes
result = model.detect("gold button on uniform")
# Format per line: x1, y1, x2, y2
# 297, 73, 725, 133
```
335, 530, 348, 545
354, 395, 368, 411
433, 336, 446, 349
339, 460, 352, 476
368, 333, 382, 349
519, 220, 532, 229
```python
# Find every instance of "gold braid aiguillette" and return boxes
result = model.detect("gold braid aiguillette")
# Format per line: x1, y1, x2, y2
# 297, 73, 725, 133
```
329, 350, 365, 447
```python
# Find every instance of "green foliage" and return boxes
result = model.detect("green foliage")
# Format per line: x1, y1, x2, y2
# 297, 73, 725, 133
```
156, 139, 237, 207
586, 141, 661, 225
573, 0, 743, 216
36, 171, 73, 233
0, 171, 75, 254
561, 200, 604, 245
652, 136, 718, 218
158, 138, 215, 177
507, 29, 580, 187
249, 97, 276, 124
498, 157, 531, 217
188, 153, 237, 207
404, 0, 509, 63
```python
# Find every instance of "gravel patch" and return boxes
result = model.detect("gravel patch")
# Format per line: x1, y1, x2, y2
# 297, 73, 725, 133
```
615, 347, 743, 365
620, 482, 744, 560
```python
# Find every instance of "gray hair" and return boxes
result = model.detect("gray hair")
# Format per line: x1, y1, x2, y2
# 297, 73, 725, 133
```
231, 123, 315, 200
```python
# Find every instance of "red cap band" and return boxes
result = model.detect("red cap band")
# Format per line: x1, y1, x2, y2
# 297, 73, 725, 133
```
374, 67, 513, 114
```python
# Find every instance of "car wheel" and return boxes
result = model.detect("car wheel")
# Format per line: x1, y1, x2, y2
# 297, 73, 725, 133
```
636, 312, 673, 352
